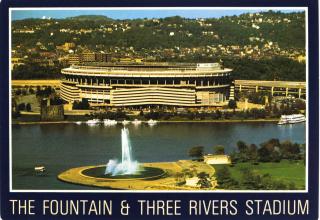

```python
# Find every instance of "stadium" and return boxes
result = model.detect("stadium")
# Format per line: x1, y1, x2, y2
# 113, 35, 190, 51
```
60, 63, 234, 107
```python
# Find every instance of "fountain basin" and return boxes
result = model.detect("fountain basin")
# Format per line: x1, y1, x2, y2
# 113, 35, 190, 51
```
58, 161, 214, 190
81, 165, 166, 181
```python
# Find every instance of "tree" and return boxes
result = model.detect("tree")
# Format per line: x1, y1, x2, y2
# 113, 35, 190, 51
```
50, 97, 64, 105
197, 172, 212, 188
115, 109, 128, 120
241, 168, 264, 190
188, 146, 204, 160
174, 172, 185, 186
181, 168, 196, 178
279, 140, 300, 160
26, 103, 32, 112
29, 88, 35, 94
237, 141, 247, 153
248, 144, 258, 161
15, 89, 22, 96
213, 145, 225, 155
228, 99, 237, 110
236, 141, 249, 162
260, 138, 280, 152
17, 103, 26, 111
258, 146, 272, 162
12, 63, 62, 80
215, 166, 239, 189
73, 99, 90, 110
36, 86, 55, 98
186, 111, 195, 120
214, 110, 222, 119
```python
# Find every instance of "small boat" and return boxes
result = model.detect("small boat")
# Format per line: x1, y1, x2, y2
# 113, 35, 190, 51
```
86, 119, 100, 125
147, 119, 157, 126
34, 166, 46, 172
278, 114, 306, 125
103, 119, 117, 126
75, 121, 82, 125
132, 119, 142, 125
122, 120, 130, 125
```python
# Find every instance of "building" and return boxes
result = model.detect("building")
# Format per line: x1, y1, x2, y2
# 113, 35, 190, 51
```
11, 57, 25, 70
185, 177, 200, 187
81, 52, 96, 62
40, 98, 64, 121
60, 62, 233, 107
203, 155, 231, 165
95, 53, 112, 63
56, 42, 76, 52
185, 176, 217, 189
68, 54, 81, 65
68, 53, 112, 65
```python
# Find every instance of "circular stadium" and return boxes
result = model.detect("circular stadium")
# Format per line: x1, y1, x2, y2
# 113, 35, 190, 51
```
60, 62, 234, 107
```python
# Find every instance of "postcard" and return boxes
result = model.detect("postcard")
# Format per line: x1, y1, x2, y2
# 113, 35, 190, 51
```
1, 0, 319, 219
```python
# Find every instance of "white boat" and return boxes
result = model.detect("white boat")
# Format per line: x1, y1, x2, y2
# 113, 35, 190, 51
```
103, 119, 117, 126
132, 119, 142, 125
122, 120, 130, 125
34, 166, 46, 172
86, 119, 100, 125
278, 114, 306, 125
147, 119, 158, 126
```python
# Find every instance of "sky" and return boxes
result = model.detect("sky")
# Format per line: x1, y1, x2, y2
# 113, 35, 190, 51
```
11, 9, 304, 20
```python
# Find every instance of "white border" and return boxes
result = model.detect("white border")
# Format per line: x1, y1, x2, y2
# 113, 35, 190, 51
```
9, 7, 309, 193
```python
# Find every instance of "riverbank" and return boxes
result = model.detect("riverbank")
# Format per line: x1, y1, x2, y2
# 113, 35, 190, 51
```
12, 118, 279, 125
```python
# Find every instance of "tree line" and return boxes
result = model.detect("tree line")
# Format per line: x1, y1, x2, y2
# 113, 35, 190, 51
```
188, 138, 304, 163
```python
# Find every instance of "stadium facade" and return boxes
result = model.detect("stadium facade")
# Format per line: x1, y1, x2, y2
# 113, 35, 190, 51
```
60, 63, 234, 107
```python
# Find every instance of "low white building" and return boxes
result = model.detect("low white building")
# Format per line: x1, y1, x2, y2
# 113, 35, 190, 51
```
185, 176, 218, 189
203, 154, 231, 165
185, 177, 200, 187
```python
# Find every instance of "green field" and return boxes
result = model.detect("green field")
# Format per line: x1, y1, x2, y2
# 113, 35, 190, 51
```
213, 160, 305, 189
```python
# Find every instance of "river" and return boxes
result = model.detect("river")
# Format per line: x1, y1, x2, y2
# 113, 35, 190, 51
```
12, 122, 306, 190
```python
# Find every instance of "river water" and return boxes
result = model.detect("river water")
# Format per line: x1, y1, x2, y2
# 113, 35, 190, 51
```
12, 122, 306, 190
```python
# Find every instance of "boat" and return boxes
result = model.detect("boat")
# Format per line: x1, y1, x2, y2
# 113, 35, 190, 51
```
132, 119, 142, 125
103, 119, 117, 126
147, 119, 158, 126
75, 121, 82, 125
86, 119, 100, 125
278, 114, 306, 125
34, 166, 46, 172
122, 120, 130, 125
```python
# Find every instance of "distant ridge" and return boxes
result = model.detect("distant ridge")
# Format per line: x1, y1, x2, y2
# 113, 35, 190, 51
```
66, 15, 113, 21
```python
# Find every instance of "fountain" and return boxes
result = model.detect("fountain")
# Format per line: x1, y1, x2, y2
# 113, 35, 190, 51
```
104, 128, 139, 176
67, 127, 166, 185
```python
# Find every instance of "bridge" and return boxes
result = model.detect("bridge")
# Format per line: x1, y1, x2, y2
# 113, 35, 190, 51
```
11, 80, 61, 89
234, 80, 306, 99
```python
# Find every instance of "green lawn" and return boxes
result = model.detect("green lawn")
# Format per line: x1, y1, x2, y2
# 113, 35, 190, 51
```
213, 160, 305, 189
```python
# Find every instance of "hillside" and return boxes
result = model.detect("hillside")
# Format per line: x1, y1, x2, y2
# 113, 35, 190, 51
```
11, 11, 306, 81
12, 11, 305, 50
